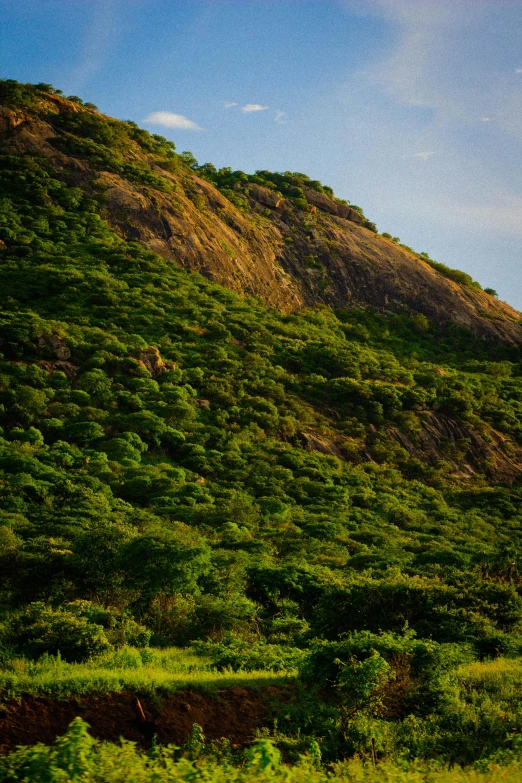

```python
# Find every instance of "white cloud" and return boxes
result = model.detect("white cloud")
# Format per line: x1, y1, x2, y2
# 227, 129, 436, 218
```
361, 1, 480, 115
241, 103, 268, 113
342, 0, 522, 242
275, 110, 286, 123
515, 68, 522, 73
224, 102, 238, 108
145, 111, 202, 130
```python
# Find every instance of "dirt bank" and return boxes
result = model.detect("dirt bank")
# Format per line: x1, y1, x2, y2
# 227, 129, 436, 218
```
0, 685, 290, 754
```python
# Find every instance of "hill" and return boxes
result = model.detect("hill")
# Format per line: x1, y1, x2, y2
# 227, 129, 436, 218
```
1, 79, 521, 343
1, 79, 522, 767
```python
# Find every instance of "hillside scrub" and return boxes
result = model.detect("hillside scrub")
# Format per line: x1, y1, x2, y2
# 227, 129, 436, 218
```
1, 80, 522, 767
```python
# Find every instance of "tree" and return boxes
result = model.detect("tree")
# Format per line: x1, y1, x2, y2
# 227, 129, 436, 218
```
121, 524, 211, 605
64, 421, 105, 444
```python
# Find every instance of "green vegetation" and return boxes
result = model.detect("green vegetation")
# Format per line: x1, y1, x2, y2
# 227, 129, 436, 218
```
418, 252, 483, 290
3, 717, 522, 782
1, 79, 522, 773
0, 647, 289, 700
184, 158, 377, 228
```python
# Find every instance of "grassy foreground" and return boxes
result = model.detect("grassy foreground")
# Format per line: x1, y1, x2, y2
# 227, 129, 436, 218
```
1, 717, 522, 783
0, 647, 293, 700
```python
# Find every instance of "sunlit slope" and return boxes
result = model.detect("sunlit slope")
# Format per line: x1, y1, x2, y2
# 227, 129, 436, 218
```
1, 79, 521, 344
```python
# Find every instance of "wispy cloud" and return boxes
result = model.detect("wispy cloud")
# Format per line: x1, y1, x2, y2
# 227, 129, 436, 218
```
275, 110, 286, 123
406, 187, 522, 239
350, 0, 522, 242
362, 1, 478, 116
241, 103, 268, 113
360, 1, 522, 139
224, 102, 238, 108
145, 111, 202, 130
401, 151, 435, 160
68, 0, 120, 93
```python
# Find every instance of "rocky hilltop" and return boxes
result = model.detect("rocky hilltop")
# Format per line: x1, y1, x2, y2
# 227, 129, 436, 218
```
1, 85, 521, 344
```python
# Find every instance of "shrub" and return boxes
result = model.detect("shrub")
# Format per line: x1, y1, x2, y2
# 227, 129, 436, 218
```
10, 602, 111, 662
63, 421, 105, 443
194, 636, 308, 671
100, 645, 147, 669
67, 601, 151, 648
412, 314, 430, 332
300, 630, 462, 722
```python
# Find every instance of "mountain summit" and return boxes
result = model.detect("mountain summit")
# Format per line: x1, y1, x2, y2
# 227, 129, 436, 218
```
1, 80, 521, 344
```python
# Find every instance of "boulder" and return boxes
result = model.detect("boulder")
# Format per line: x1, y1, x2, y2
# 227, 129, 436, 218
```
335, 203, 365, 225
303, 189, 338, 215
139, 346, 167, 377
248, 184, 283, 209
37, 334, 71, 360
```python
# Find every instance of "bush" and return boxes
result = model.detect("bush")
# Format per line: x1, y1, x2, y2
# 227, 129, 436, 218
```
66, 601, 151, 648
300, 630, 462, 720
99, 644, 151, 669
194, 636, 308, 672
9, 602, 111, 662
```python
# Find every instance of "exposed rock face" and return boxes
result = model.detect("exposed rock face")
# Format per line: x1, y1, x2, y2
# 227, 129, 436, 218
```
303, 188, 339, 215
247, 184, 283, 209
37, 334, 71, 360
2, 99, 522, 345
138, 346, 172, 378
296, 431, 346, 460
302, 188, 366, 225
39, 360, 78, 381
271, 211, 522, 345
96, 169, 303, 312
336, 203, 366, 224
386, 413, 522, 484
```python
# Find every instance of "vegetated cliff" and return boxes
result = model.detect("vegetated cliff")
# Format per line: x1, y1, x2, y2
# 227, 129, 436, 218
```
1, 88, 521, 345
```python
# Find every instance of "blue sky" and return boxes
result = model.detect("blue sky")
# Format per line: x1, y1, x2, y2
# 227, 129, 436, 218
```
2, 0, 522, 308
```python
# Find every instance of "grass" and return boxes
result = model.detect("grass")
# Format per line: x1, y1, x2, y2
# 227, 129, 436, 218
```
0, 647, 296, 701
4, 654, 522, 779
456, 658, 522, 708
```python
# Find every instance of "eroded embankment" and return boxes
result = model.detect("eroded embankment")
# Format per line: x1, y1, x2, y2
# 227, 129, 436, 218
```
0, 686, 290, 754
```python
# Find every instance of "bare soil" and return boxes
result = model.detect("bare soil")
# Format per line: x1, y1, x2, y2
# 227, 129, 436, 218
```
0, 686, 290, 754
